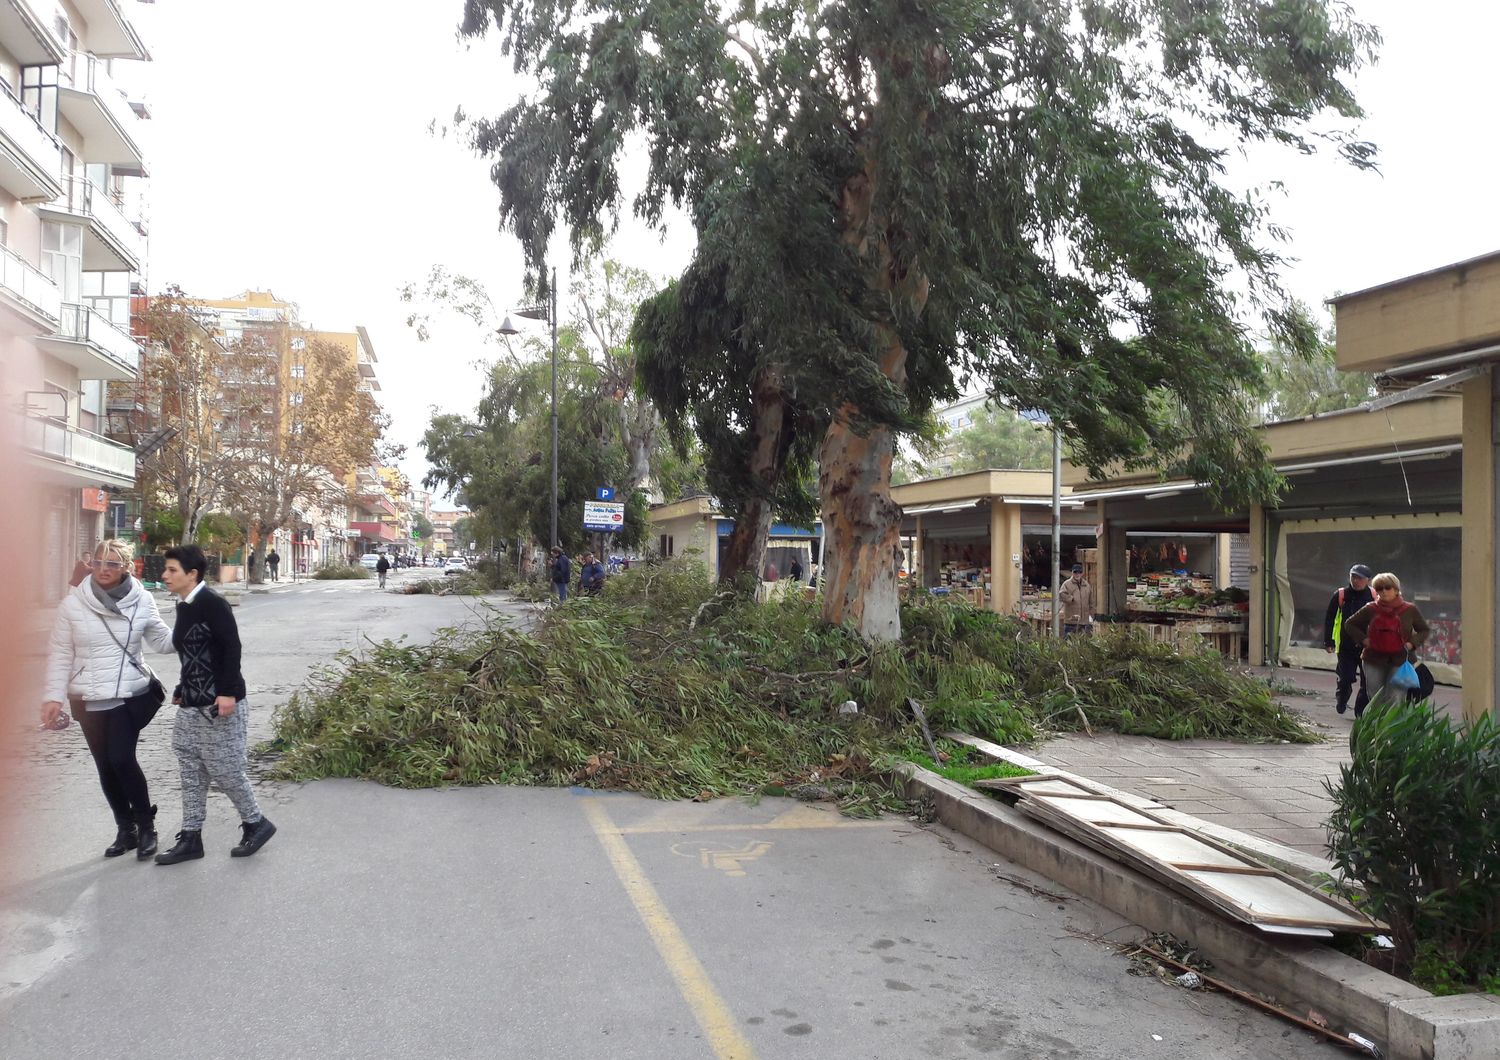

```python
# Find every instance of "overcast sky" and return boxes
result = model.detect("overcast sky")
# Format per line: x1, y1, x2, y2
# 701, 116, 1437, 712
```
129, 1, 1500, 494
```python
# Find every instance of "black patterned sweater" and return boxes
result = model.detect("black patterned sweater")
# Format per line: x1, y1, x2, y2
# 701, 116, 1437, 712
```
171, 587, 246, 707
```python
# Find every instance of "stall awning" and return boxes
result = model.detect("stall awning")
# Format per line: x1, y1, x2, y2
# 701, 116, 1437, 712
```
1073, 444, 1463, 504
901, 499, 983, 516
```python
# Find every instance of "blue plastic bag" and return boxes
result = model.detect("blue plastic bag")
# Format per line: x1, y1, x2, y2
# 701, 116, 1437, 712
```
1388, 660, 1421, 692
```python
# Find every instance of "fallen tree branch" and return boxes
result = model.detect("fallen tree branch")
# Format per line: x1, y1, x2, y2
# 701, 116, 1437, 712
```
1057, 662, 1094, 737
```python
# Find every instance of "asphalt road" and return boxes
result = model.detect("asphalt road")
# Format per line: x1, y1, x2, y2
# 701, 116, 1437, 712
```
2, 575, 1339, 1059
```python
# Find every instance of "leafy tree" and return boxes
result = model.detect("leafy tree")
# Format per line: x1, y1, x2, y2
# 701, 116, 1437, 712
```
402, 259, 668, 500
412, 512, 435, 543
950, 405, 1053, 474
459, 0, 1377, 639
118, 287, 231, 544
221, 330, 388, 583
1261, 306, 1376, 420
423, 355, 649, 556
635, 263, 819, 584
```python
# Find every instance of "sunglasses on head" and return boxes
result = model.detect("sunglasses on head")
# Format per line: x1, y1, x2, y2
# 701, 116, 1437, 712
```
89, 559, 126, 571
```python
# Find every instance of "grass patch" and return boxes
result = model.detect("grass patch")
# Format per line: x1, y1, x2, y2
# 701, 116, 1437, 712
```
908, 753, 1034, 787
271, 558, 1316, 815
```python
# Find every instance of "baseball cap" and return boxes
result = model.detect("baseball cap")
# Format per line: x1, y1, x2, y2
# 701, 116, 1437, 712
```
1071, 563, 1084, 572
1349, 564, 1373, 580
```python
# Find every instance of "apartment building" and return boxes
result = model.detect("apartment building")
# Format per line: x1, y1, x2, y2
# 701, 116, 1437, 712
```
3, 0, 150, 598
196, 290, 386, 564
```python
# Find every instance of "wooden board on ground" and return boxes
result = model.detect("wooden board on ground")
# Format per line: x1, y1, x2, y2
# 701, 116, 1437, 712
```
973, 774, 1381, 937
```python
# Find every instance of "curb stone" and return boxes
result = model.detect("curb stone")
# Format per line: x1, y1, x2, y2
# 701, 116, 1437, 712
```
897, 762, 1487, 1059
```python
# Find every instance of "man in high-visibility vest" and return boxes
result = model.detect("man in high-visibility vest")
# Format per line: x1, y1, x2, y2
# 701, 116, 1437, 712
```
1322, 564, 1376, 716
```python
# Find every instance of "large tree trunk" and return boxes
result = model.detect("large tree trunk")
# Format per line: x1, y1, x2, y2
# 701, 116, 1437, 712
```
823, 142, 927, 641
717, 371, 794, 584
818, 415, 903, 641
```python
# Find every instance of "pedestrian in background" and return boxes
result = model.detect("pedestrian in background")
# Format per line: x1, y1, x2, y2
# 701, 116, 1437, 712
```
267, 548, 281, 582
789, 556, 804, 583
1322, 563, 1376, 716
1343, 571, 1430, 716
247, 551, 257, 582
156, 544, 276, 864
375, 552, 391, 588
549, 546, 571, 602
579, 551, 606, 596
1058, 563, 1093, 636
41, 539, 174, 859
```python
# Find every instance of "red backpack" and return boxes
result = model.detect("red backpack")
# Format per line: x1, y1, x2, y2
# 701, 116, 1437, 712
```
1365, 603, 1411, 655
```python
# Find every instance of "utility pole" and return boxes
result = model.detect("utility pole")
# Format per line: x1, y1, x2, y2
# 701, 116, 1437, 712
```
550, 266, 559, 549
1051, 428, 1062, 638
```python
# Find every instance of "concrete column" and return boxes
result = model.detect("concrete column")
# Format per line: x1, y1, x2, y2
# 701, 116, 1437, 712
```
1248, 503, 1266, 666
988, 502, 1021, 614
913, 515, 923, 588
1100, 517, 1128, 617
1215, 533, 1233, 587
1460, 370, 1497, 724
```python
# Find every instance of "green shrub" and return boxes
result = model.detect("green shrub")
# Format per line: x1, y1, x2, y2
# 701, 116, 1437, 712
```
313, 564, 370, 580
1325, 702, 1500, 990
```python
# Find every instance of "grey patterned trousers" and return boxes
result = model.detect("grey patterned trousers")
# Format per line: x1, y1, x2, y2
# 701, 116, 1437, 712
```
171, 702, 263, 830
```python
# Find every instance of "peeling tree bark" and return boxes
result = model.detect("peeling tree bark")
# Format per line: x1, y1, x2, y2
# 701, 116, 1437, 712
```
819, 141, 927, 641
817, 344, 906, 641
718, 370, 795, 585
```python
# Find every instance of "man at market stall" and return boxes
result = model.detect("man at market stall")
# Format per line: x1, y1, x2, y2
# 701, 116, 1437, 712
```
1322, 563, 1376, 716
1058, 563, 1093, 636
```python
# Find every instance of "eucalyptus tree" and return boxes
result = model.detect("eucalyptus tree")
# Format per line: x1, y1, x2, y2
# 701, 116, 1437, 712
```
458, 0, 1377, 639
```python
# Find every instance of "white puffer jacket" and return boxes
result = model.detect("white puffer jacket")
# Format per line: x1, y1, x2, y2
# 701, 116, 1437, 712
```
44, 577, 174, 704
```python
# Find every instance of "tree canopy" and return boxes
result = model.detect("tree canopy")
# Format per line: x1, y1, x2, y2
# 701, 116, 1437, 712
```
459, 0, 1377, 637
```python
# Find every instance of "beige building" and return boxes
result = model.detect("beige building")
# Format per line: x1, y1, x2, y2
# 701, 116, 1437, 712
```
4, 0, 150, 598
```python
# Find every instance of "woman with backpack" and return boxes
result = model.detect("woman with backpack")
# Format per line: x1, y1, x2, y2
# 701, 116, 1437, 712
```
1343, 571, 1430, 716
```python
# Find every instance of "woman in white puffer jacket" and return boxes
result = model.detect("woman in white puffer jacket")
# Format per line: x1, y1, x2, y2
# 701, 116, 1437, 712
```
42, 540, 175, 859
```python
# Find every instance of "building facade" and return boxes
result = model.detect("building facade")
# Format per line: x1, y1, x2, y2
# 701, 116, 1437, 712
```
4, 0, 150, 598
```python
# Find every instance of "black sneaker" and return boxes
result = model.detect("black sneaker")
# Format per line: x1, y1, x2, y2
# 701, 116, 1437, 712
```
155, 830, 204, 866
231, 817, 277, 858
1335, 700, 1348, 715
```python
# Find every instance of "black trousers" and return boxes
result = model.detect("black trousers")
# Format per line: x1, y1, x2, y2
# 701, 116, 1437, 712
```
75, 696, 158, 825
1334, 647, 1369, 713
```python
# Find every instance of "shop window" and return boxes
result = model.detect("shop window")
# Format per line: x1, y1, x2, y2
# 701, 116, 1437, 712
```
1282, 521, 1461, 665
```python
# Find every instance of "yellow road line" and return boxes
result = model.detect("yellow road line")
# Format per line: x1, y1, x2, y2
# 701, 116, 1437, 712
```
613, 820, 889, 835
582, 799, 759, 1060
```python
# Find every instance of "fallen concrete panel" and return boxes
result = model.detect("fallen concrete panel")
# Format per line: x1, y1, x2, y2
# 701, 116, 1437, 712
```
899, 763, 1432, 1056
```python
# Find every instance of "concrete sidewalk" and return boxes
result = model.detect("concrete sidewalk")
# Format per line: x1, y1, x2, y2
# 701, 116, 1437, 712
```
1022, 666, 1463, 860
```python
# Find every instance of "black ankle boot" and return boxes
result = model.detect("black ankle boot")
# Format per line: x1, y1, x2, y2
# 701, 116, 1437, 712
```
231, 816, 277, 858
135, 805, 159, 860
105, 820, 137, 858
155, 830, 204, 866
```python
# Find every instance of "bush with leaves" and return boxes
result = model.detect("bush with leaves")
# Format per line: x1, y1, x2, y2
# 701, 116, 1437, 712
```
272, 560, 1315, 813
1326, 703, 1500, 992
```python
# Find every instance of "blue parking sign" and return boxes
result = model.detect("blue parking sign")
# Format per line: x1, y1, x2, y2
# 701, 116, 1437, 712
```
596, 487, 616, 501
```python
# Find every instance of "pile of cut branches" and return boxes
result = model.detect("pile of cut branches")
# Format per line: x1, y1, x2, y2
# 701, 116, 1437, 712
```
271, 559, 1315, 809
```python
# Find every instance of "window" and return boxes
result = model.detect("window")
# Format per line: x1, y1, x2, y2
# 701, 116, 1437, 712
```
289, 392, 304, 406
42, 221, 81, 302
291, 336, 306, 351
290, 422, 304, 436
21, 64, 58, 134
290, 364, 305, 379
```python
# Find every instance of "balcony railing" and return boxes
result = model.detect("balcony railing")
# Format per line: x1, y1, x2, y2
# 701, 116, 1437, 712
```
0, 244, 61, 322
61, 51, 143, 157
49, 175, 144, 268
59, 302, 139, 374
23, 415, 136, 479
0, 78, 62, 199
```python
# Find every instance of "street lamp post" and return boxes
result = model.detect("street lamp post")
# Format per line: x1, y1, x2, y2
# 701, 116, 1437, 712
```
499, 266, 560, 548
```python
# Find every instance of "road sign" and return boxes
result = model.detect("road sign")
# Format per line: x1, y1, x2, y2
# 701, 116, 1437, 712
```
583, 501, 626, 532
596, 486, 616, 501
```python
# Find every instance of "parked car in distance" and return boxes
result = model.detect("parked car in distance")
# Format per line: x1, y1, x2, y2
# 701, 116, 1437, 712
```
359, 553, 381, 570
444, 557, 468, 575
